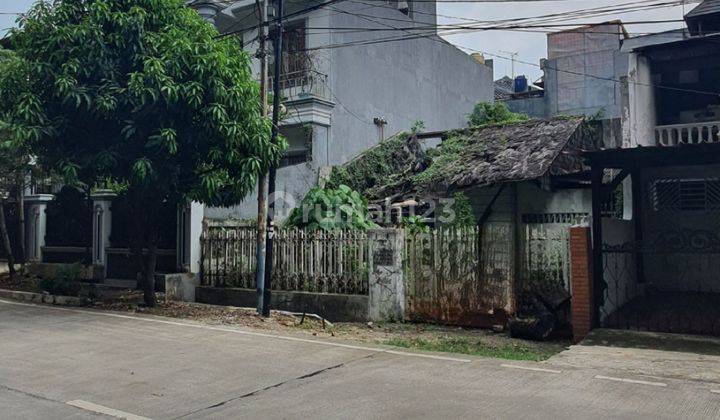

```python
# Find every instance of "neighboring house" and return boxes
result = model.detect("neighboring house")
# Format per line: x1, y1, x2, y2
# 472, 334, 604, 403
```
583, 0, 720, 337
503, 21, 630, 149
191, 0, 494, 220
494, 75, 543, 101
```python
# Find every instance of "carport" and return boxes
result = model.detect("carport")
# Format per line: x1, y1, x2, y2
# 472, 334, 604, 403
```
586, 143, 720, 336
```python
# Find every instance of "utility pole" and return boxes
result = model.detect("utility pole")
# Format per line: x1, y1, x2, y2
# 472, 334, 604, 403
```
262, 0, 284, 317
255, 0, 269, 315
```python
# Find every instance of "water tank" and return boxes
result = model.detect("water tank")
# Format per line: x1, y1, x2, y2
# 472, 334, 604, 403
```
514, 75, 528, 93
470, 53, 486, 65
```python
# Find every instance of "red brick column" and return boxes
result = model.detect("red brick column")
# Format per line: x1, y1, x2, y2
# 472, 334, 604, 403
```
570, 226, 593, 343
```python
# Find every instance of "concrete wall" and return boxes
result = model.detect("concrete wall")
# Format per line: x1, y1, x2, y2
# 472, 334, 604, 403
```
196, 287, 370, 322
327, 2, 493, 165
206, 2, 494, 221
506, 96, 548, 119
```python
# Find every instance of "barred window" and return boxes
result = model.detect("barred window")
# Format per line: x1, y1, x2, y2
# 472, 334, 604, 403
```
653, 178, 720, 211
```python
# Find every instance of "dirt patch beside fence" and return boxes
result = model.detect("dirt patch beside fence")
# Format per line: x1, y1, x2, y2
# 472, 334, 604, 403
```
0, 273, 40, 293
91, 291, 567, 361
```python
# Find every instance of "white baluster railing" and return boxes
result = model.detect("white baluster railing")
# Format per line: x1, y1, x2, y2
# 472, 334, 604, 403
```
655, 121, 720, 146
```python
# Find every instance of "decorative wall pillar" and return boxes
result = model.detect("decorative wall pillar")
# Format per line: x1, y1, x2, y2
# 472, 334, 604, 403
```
91, 190, 116, 269
23, 194, 54, 262
367, 229, 406, 322
177, 202, 205, 273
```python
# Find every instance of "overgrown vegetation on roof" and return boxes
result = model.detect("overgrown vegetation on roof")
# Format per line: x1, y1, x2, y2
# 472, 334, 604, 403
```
326, 132, 428, 201
468, 102, 528, 127
326, 105, 591, 205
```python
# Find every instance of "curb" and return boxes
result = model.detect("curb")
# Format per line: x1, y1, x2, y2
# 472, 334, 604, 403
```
0, 288, 90, 306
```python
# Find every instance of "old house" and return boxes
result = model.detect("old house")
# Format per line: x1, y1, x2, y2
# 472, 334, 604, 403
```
330, 116, 599, 326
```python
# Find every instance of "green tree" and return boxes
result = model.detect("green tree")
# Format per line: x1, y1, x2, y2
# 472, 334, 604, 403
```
0, 49, 36, 276
468, 102, 528, 127
3, 0, 284, 305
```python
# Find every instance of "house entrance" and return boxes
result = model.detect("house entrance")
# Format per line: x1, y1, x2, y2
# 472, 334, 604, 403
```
586, 143, 720, 336
598, 166, 720, 337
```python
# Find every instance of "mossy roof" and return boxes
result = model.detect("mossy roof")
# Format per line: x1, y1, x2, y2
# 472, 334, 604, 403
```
418, 116, 589, 193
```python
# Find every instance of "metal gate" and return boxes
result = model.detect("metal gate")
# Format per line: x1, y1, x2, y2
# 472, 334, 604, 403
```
599, 172, 720, 336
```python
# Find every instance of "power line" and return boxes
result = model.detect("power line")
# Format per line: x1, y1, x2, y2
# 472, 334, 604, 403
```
316, 2, 719, 98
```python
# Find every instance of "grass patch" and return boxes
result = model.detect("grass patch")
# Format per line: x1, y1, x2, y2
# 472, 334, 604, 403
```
385, 337, 562, 361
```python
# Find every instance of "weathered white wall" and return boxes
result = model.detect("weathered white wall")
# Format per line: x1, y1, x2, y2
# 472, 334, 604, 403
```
623, 53, 657, 147
517, 183, 591, 215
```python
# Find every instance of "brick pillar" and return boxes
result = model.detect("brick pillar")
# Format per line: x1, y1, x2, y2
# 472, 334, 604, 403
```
570, 226, 593, 343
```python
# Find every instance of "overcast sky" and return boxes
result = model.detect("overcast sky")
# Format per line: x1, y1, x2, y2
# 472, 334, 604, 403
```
1, 0, 698, 81
439, 0, 697, 81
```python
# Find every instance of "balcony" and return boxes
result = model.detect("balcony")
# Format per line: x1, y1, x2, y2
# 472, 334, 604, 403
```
268, 70, 329, 103
655, 121, 720, 146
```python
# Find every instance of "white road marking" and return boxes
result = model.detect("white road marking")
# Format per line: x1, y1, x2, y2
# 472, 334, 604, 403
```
500, 364, 562, 374
711, 390, 720, 394
66, 400, 151, 420
0, 299, 471, 363
594, 375, 667, 387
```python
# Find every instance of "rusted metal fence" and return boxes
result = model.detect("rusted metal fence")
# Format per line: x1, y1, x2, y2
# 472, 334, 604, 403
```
200, 224, 370, 295
403, 224, 514, 327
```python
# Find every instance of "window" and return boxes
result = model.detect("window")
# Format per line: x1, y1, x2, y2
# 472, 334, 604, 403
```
653, 178, 720, 211
269, 21, 308, 79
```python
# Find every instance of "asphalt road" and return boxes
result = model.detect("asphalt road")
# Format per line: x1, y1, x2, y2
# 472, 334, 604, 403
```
1, 299, 719, 419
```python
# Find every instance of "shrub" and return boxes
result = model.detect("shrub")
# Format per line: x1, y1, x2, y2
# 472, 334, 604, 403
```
40, 264, 83, 297
287, 185, 378, 231
468, 102, 528, 127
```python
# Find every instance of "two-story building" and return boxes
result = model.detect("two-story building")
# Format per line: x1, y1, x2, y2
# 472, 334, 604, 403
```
191, 0, 494, 220
585, 0, 720, 337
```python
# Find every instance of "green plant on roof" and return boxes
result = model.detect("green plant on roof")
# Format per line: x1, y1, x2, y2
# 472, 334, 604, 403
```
287, 184, 378, 231
468, 102, 528, 127
411, 134, 468, 187
326, 134, 415, 195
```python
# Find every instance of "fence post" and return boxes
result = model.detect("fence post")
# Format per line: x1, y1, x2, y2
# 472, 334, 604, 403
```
570, 225, 594, 343
90, 190, 116, 277
23, 194, 54, 262
177, 202, 205, 274
367, 228, 405, 322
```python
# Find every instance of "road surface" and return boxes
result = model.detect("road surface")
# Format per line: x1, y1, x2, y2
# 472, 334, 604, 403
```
1, 299, 718, 419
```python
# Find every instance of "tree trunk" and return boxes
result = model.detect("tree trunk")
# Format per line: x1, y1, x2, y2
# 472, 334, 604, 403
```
0, 201, 16, 276
142, 240, 158, 307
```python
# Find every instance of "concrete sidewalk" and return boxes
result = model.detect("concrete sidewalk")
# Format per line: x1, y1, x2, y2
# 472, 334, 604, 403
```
549, 329, 720, 383
1, 299, 719, 419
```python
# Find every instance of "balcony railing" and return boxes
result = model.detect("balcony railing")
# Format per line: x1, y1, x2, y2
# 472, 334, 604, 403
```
268, 70, 329, 102
655, 121, 720, 146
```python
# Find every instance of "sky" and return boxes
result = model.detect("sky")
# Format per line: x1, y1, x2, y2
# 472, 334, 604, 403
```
0, 0, 698, 81
438, 0, 697, 81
